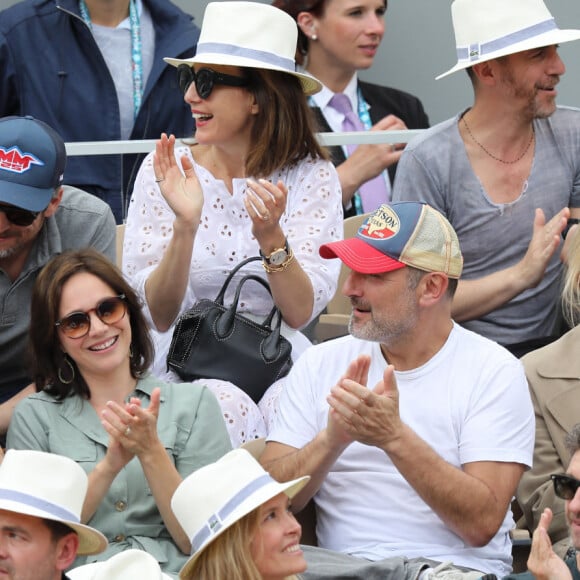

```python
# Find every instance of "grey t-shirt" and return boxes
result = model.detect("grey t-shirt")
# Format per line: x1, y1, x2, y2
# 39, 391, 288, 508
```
0, 186, 116, 401
392, 106, 580, 346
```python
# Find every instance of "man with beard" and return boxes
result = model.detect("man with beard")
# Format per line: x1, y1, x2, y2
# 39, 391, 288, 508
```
391, 0, 580, 358
503, 423, 580, 580
0, 116, 115, 439
261, 202, 534, 578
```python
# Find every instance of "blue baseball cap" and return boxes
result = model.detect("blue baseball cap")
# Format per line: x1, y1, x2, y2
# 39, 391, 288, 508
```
0, 116, 66, 211
320, 202, 464, 279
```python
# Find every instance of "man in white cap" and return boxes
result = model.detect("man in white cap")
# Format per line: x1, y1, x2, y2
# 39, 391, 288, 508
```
0, 116, 116, 440
0, 449, 107, 579
391, 0, 580, 357
261, 202, 534, 578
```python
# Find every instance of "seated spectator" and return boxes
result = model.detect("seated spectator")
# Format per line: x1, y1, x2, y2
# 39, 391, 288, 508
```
171, 447, 310, 580
391, 0, 580, 356
261, 202, 534, 577
0, 448, 107, 580
504, 422, 580, 580
516, 226, 580, 557
68, 549, 172, 579
6, 249, 231, 577
0, 116, 116, 439
274, 0, 429, 217
123, 1, 343, 445
0, 0, 200, 222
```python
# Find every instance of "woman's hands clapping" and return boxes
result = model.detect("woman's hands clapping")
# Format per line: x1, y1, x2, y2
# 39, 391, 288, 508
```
101, 388, 163, 468
244, 178, 288, 242
154, 133, 203, 228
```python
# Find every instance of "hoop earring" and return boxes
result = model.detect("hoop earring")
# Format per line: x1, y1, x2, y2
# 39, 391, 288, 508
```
129, 344, 134, 359
58, 355, 75, 385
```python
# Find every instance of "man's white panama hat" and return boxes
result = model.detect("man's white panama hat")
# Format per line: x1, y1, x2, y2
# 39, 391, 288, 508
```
437, 0, 580, 80
172, 448, 310, 579
164, 1, 322, 96
0, 450, 107, 555
67, 550, 173, 580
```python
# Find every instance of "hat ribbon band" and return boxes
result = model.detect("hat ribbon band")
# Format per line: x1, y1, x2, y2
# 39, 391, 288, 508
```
191, 473, 275, 553
0, 489, 79, 523
196, 42, 296, 72
456, 18, 556, 63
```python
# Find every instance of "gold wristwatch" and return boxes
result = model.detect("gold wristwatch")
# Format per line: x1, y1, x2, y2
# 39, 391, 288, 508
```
260, 239, 294, 272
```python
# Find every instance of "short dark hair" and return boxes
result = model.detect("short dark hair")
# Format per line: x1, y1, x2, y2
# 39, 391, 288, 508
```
42, 518, 76, 543
29, 249, 154, 399
406, 266, 458, 299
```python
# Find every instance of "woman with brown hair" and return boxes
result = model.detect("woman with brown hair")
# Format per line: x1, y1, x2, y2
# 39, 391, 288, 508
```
7, 249, 231, 577
122, 2, 343, 445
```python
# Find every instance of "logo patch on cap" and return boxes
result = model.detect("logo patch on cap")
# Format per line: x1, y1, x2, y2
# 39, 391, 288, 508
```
360, 205, 400, 240
0, 146, 45, 174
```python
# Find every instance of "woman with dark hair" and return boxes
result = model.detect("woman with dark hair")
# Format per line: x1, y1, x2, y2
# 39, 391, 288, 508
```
122, 2, 343, 443
6, 249, 231, 577
273, 0, 429, 217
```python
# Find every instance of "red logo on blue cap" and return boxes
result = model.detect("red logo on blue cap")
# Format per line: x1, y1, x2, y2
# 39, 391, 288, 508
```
0, 146, 45, 174
359, 205, 400, 240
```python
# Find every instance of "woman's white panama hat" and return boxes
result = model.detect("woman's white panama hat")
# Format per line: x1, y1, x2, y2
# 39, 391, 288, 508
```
171, 448, 310, 579
0, 449, 107, 555
437, 0, 580, 80
164, 1, 322, 96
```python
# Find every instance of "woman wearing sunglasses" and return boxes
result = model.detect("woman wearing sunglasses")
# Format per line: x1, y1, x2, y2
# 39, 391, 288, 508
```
516, 225, 580, 558
6, 248, 232, 577
122, 2, 343, 445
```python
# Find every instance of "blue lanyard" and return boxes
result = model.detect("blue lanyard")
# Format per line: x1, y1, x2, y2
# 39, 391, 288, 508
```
79, 0, 143, 120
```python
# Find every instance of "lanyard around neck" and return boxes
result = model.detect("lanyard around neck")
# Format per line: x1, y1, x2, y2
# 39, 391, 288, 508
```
79, 0, 143, 120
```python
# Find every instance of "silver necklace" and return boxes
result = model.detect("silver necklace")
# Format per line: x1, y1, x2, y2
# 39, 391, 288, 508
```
462, 115, 535, 165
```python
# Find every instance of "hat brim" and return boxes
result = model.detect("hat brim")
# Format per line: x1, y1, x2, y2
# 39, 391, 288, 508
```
0, 180, 54, 212
0, 500, 107, 556
164, 56, 322, 96
436, 28, 580, 80
179, 475, 310, 579
320, 237, 407, 275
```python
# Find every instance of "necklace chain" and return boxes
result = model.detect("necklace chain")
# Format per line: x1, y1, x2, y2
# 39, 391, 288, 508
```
462, 115, 535, 165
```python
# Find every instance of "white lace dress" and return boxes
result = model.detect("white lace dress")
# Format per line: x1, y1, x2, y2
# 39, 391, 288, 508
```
123, 146, 343, 446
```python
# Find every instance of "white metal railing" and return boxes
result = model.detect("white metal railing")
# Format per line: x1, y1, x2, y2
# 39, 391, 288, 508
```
64, 129, 424, 156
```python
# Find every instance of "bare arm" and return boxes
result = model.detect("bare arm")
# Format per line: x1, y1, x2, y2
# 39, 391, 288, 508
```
452, 207, 569, 322
245, 178, 314, 328
328, 364, 524, 546
261, 356, 371, 510
144, 134, 203, 332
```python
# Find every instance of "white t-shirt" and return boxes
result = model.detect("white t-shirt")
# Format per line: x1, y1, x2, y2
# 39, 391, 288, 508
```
268, 324, 534, 577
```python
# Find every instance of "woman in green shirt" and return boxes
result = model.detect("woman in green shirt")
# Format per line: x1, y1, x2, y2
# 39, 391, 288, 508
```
7, 249, 231, 578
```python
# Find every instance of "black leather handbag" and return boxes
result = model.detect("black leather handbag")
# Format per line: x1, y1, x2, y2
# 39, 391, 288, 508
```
166, 257, 293, 403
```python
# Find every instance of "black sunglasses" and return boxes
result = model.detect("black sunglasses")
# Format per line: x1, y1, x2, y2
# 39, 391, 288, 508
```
551, 474, 580, 500
0, 204, 40, 227
177, 65, 249, 99
55, 295, 127, 339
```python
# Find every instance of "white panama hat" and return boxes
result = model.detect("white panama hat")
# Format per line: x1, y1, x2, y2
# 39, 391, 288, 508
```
164, 1, 322, 96
437, 0, 580, 80
67, 549, 173, 580
172, 448, 310, 579
0, 450, 107, 555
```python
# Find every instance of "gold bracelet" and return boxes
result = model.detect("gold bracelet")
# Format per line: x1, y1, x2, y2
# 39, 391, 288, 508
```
261, 248, 295, 273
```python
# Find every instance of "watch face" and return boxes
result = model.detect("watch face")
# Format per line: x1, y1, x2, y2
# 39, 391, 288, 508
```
269, 249, 288, 266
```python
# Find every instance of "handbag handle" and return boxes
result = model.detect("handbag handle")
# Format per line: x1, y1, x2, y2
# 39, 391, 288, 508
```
215, 274, 282, 339
215, 256, 263, 305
